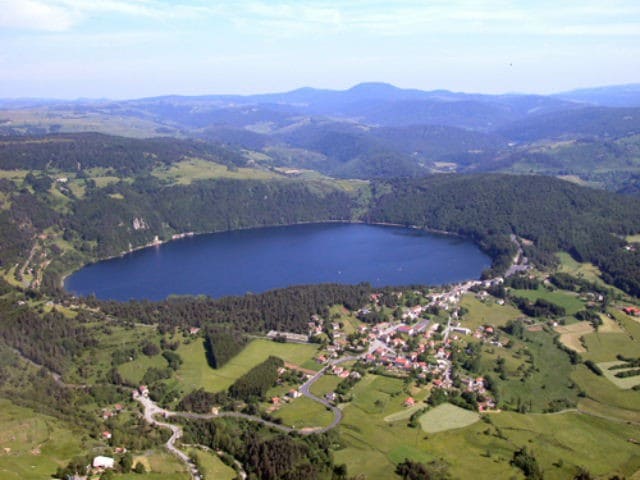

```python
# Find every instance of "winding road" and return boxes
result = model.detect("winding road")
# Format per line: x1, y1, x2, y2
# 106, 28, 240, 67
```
134, 356, 354, 478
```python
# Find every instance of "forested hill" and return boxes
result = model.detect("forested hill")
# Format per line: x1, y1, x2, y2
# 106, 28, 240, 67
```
2, 165, 640, 295
368, 174, 640, 293
0, 133, 247, 174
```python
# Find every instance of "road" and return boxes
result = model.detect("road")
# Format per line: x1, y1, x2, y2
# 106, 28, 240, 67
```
137, 394, 202, 480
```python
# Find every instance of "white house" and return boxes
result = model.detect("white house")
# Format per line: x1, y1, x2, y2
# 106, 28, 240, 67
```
93, 456, 115, 469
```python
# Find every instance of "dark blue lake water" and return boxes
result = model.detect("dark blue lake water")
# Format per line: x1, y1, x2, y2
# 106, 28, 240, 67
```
65, 223, 490, 301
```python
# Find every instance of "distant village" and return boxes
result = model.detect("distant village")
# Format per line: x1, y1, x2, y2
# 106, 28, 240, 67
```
270, 277, 507, 413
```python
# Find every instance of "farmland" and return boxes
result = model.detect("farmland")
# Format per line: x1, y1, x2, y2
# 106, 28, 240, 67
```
175, 338, 320, 393
0, 400, 85, 480
418, 403, 480, 433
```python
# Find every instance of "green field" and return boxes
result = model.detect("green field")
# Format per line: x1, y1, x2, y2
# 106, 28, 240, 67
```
383, 404, 425, 423
118, 353, 168, 385
176, 338, 320, 392
555, 252, 623, 294
599, 361, 640, 389
153, 158, 279, 185
460, 294, 522, 329
478, 329, 579, 412
186, 448, 236, 480
511, 286, 585, 315
309, 374, 342, 398
69, 323, 159, 384
572, 365, 640, 417
119, 451, 189, 479
331, 372, 639, 480
418, 403, 480, 433
273, 396, 334, 429
0, 399, 85, 480
421, 410, 640, 479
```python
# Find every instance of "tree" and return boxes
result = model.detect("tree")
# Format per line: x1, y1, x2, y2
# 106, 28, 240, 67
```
120, 452, 133, 472
133, 462, 146, 474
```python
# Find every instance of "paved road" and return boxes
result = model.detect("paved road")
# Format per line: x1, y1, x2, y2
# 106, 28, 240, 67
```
137, 395, 202, 480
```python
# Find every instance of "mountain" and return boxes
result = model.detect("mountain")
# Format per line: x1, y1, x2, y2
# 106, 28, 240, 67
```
496, 107, 640, 142
555, 84, 640, 107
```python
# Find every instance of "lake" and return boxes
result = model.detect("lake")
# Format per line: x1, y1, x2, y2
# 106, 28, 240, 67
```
65, 223, 491, 301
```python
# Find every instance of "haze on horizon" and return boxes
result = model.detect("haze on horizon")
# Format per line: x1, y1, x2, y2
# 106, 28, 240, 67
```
0, 0, 639, 99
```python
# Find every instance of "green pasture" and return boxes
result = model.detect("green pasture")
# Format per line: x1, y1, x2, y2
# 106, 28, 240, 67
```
511, 286, 585, 315
598, 361, 640, 389
460, 294, 522, 329
186, 448, 236, 480
152, 158, 279, 185
176, 338, 320, 393
274, 396, 334, 429
0, 399, 85, 480
418, 403, 480, 433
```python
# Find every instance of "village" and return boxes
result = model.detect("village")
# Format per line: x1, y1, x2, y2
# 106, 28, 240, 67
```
267, 277, 508, 414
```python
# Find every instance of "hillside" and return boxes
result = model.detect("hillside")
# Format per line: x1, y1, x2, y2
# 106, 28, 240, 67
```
4, 83, 640, 190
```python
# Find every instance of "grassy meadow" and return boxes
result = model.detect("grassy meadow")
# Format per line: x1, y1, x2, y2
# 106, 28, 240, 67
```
0, 399, 85, 480
510, 286, 586, 316
459, 294, 522, 329
175, 338, 320, 393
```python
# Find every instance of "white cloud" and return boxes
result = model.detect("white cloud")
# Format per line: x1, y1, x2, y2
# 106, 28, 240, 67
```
0, 0, 81, 31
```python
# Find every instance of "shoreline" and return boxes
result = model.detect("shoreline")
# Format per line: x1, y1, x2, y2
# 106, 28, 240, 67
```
60, 220, 476, 292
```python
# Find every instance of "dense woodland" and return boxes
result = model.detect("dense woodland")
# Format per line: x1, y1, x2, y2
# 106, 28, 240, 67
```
0, 133, 247, 173
180, 417, 341, 480
93, 283, 373, 333
368, 174, 640, 292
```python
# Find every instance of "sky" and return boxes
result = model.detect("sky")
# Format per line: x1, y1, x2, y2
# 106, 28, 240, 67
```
0, 0, 639, 99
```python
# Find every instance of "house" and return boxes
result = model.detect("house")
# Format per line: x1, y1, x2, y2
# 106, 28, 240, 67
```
404, 397, 415, 407
189, 327, 201, 335
102, 409, 113, 420
93, 456, 115, 469
397, 325, 415, 336
326, 392, 337, 402
139, 385, 149, 397
623, 307, 640, 316
271, 397, 281, 405
114, 447, 127, 454
288, 389, 302, 399
102, 431, 112, 440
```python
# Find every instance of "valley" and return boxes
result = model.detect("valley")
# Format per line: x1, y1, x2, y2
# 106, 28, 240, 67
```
0, 84, 640, 480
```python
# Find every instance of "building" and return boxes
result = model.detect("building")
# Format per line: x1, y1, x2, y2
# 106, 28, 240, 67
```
93, 456, 115, 469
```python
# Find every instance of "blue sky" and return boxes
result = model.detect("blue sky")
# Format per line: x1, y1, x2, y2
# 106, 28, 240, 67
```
0, 0, 639, 98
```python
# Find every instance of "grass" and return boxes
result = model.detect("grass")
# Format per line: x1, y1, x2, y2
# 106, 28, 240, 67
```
555, 321, 593, 353
68, 324, 159, 384
572, 365, 640, 414
511, 286, 585, 316
186, 448, 236, 480
418, 403, 480, 433
555, 252, 622, 294
152, 158, 279, 185
118, 450, 189, 479
598, 361, 640, 389
273, 396, 334, 429
483, 329, 580, 412
176, 338, 320, 393
118, 354, 168, 385
0, 399, 85, 480
459, 294, 522, 329
383, 404, 426, 423
333, 369, 640, 479
309, 375, 342, 398
581, 330, 640, 363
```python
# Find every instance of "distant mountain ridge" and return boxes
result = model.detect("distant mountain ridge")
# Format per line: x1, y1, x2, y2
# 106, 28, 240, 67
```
2, 82, 640, 187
